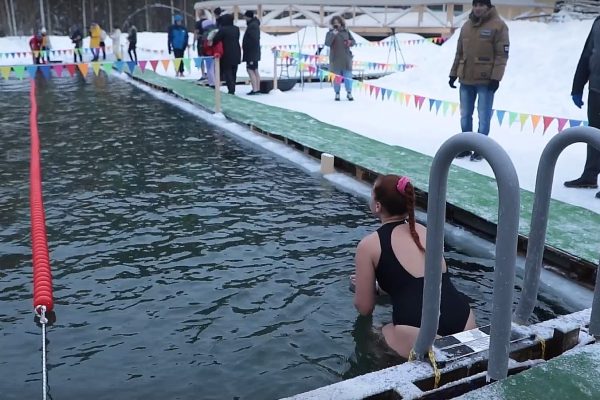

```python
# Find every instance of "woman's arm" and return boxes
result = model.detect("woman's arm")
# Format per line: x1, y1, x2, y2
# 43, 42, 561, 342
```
353, 236, 377, 316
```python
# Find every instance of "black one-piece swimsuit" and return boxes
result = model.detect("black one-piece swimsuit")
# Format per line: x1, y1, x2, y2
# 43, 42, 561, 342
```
374, 220, 471, 336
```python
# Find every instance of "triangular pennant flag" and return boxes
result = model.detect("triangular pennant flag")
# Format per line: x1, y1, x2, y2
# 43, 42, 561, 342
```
149, 60, 159, 72
375, 87, 382, 99
569, 119, 582, 128
542, 116, 554, 134
102, 62, 113, 74
496, 110, 506, 126
386, 89, 393, 100
65, 64, 76, 77
435, 100, 442, 114
183, 58, 191, 72
138, 60, 147, 73
161, 59, 171, 72
12, 65, 25, 79
584, 120, 589, 126
39, 65, 51, 79
531, 115, 541, 131
174, 58, 182, 72
405, 94, 412, 107
52, 64, 64, 77
126, 61, 137, 74
26, 65, 38, 79
77, 63, 89, 76
450, 102, 459, 115
0, 66, 11, 80
194, 57, 202, 68
114, 61, 125, 72
429, 98, 436, 111
519, 114, 529, 130
91, 62, 102, 76
369, 85, 375, 96
508, 112, 518, 127
442, 101, 450, 115
558, 118, 568, 132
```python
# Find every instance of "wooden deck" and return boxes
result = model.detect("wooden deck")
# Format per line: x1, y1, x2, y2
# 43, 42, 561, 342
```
194, 1, 557, 37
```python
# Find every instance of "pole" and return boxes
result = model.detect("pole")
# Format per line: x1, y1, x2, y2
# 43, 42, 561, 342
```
82, 0, 86, 34
214, 57, 222, 113
145, 0, 150, 31
170, 0, 174, 21
273, 49, 278, 91
107, 0, 113, 31
39, 0, 45, 28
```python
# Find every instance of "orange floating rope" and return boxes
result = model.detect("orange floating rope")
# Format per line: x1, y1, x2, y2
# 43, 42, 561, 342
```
29, 78, 54, 312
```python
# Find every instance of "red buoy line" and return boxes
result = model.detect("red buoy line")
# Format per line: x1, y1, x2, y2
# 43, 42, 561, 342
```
29, 78, 53, 400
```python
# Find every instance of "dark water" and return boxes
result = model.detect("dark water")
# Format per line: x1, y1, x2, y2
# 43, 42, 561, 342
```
0, 76, 571, 400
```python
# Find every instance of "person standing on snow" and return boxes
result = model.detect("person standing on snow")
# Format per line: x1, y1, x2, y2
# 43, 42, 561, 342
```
324, 16, 356, 102
89, 23, 102, 62
128, 26, 138, 63
29, 32, 43, 65
449, 0, 509, 161
212, 14, 241, 95
111, 28, 122, 61
242, 10, 261, 95
70, 25, 84, 63
565, 17, 600, 199
168, 14, 189, 77
40, 28, 52, 63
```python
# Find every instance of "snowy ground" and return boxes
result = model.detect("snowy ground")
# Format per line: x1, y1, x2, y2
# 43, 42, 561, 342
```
1, 17, 599, 214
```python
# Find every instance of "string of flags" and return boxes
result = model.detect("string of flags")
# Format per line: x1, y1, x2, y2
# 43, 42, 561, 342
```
0, 54, 586, 135
303, 65, 587, 135
264, 36, 446, 50
0, 56, 213, 80
275, 49, 415, 72
0, 46, 113, 60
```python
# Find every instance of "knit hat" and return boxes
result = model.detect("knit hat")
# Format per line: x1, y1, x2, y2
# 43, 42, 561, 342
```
174, 14, 183, 22
214, 7, 222, 16
473, 0, 492, 6
244, 10, 254, 18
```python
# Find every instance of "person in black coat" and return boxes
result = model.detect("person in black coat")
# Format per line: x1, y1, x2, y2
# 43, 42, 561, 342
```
566, 16, 600, 199
213, 14, 241, 94
242, 10, 261, 95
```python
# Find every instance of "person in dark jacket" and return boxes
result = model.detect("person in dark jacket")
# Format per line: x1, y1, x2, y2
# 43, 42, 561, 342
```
213, 14, 241, 94
168, 14, 189, 77
566, 16, 600, 199
449, 0, 509, 161
214, 7, 223, 27
242, 10, 261, 95
325, 16, 356, 101
127, 25, 138, 63
70, 25, 83, 63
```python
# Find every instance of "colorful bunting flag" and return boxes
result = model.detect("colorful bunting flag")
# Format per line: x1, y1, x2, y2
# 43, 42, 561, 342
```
496, 110, 506, 126
0, 66, 11, 80
26, 65, 37, 79
53, 64, 64, 77
91, 62, 102, 76
65, 64, 76, 77
542, 116, 554, 134
77, 63, 89, 76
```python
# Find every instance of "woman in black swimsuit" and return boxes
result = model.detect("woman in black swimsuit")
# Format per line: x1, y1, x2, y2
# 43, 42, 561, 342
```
353, 174, 476, 358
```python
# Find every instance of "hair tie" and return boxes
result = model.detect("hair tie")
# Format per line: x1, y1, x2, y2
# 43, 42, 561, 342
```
396, 176, 411, 194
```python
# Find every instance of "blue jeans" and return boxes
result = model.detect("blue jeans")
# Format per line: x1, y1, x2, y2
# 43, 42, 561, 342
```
459, 83, 495, 136
332, 69, 353, 94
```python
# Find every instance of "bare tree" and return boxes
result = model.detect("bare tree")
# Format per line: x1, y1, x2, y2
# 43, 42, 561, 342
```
39, 0, 45, 28
107, 0, 112, 30
4, 0, 13, 35
10, 0, 17, 35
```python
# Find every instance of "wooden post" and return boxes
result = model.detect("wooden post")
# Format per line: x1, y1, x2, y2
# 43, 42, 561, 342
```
447, 4, 454, 28
352, 6, 356, 27
214, 57, 222, 113
234, 6, 239, 23
39, 0, 45, 28
319, 5, 324, 27
273, 49, 278, 91
257, 4, 262, 21
9, 0, 16, 35
170, 0, 174, 21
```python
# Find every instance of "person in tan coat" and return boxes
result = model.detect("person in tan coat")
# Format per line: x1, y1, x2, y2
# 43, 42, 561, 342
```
449, 0, 509, 161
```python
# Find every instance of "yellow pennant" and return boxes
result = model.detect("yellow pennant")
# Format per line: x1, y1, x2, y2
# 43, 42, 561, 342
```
450, 102, 459, 116
0, 66, 11, 80
519, 114, 529, 130
91, 62, 102, 76
174, 58, 182, 72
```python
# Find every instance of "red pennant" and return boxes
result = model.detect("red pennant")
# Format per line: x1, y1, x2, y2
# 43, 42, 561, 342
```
542, 116, 554, 134
375, 86, 381, 98
65, 64, 77, 77
139, 60, 147, 73
149, 60, 159, 72
52, 64, 64, 77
